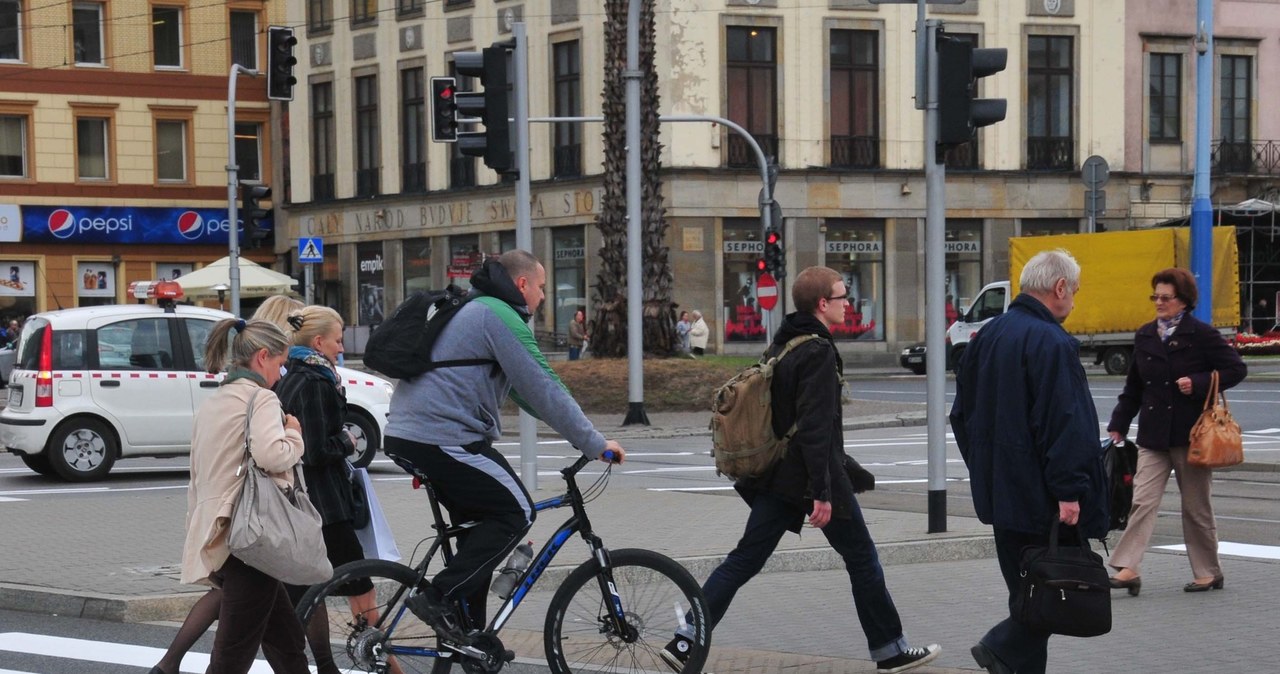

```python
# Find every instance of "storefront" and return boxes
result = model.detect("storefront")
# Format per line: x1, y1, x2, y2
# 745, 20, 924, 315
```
552, 226, 587, 338
823, 219, 885, 341
722, 219, 767, 344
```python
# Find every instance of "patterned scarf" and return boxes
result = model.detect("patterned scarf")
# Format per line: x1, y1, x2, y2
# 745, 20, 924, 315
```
288, 345, 339, 384
1157, 311, 1185, 343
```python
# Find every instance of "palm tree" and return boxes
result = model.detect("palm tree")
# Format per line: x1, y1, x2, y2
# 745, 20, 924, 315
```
589, 0, 678, 358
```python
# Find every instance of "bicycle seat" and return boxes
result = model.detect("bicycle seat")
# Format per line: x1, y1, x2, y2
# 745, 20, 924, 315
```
387, 452, 431, 484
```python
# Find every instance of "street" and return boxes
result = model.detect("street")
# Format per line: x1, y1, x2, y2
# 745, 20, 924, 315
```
1, 373, 1280, 672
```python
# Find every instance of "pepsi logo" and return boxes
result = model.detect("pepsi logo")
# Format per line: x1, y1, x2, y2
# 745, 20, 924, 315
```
177, 211, 204, 240
48, 209, 76, 239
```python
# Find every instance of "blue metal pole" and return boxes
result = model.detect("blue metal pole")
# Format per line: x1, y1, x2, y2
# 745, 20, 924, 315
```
1190, 0, 1214, 321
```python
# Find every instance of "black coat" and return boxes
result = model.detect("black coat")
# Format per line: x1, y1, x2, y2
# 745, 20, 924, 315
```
1108, 312, 1247, 451
275, 359, 357, 526
949, 295, 1108, 538
735, 312, 855, 532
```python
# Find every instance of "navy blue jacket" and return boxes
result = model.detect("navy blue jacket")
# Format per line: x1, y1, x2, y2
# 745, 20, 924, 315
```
949, 294, 1108, 538
1108, 312, 1246, 451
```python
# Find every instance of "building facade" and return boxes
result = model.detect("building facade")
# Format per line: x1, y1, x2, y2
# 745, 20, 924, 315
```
0, 0, 282, 318
282, 0, 1279, 358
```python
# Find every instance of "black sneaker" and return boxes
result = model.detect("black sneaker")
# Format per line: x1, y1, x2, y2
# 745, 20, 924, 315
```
660, 635, 692, 672
876, 644, 940, 673
405, 587, 471, 645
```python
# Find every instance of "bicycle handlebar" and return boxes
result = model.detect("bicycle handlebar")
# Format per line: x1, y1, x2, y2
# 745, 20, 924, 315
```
561, 450, 618, 478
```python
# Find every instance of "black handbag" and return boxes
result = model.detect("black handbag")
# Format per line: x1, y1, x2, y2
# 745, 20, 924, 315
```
345, 460, 371, 530
1103, 438, 1139, 531
1011, 520, 1112, 638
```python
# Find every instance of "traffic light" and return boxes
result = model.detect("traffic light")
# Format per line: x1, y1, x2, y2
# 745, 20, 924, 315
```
936, 31, 1007, 149
764, 228, 784, 278
431, 76, 459, 142
267, 26, 298, 101
453, 45, 512, 173
240, 181, 271, 248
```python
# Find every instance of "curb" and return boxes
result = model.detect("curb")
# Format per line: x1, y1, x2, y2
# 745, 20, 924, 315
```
0, 534, 995, 625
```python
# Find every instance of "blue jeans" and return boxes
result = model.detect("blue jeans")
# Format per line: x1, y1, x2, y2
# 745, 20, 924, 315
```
981, 527, 1055, 674
568, 346, 581, 361
698, 492, 909, 661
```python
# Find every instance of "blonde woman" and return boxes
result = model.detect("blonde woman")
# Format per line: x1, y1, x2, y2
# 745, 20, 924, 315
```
276, 305, 402, 674
182, 319, 307, 674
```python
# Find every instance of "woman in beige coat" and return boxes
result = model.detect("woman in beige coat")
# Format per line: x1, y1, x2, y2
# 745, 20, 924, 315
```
180, 318, 309, 674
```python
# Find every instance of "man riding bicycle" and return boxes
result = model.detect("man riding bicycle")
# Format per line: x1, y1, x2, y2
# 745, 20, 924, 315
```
384, 249, 625, 642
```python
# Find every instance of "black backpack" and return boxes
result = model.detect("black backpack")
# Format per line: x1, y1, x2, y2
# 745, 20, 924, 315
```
362, 286, 495, 380
1102, 438, 1139, 531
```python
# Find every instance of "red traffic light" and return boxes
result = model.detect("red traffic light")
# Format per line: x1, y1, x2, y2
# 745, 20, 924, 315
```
766, 231, 780, 245
438, 86, 454, 99
756, 258, 768, 272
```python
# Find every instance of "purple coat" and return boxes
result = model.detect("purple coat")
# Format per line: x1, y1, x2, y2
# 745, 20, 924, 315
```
1107, 313, 1247, 451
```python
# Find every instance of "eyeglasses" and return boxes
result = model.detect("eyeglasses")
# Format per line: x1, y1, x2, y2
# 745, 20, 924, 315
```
825, 295, 851, 303
1149, 294, 1178, 303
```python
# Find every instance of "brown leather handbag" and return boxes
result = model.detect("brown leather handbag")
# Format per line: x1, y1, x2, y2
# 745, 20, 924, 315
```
1187, 371, 1244, 469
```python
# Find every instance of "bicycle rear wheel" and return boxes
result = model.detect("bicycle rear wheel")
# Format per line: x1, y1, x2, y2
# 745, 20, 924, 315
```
544, 548, 710, 674
295, 558, 456, 674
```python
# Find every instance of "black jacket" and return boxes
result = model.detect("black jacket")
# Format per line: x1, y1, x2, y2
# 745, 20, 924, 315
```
275, 360, 357, 525
1108, 312, 1247, 451
735, 312, 855, 532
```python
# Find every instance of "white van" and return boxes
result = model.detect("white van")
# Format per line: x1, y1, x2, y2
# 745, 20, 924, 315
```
1, 302, 392, 481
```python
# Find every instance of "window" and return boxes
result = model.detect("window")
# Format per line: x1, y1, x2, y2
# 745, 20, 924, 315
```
184, 319, 214, 372
152, 6, 182, 68
351, 0, 375, 26
308, 0, 331, 33
0, 0, 21, 61
402, 238, 432, 296
96, 319, 174, 370
155, 119, 187, 182
72, 3, 103, 65
1148, 53, 1181, 143
235, 122, 261, 182
76, 261, 116, 307
553, 40, 582, 178
726, 26, 778, 168
552, 227, 587, 339
945, 219, 984, 312
449, 62, 476, 188
311, 82, 335, 200
0, 115, 27, 178
355, 74, 380, 197
829, 30, 878, 169
1026, 35, 1074, 170
823, 221, 884, 340
76, 117, 109, 180
1217, 54, 1253, 173
230, 10, 257, 69
397, 0, 422, 17
400, 67, 425, 193
722, 219, 766, 343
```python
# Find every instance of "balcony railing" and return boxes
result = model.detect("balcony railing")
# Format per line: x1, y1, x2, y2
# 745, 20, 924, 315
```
944, 141, 979, 170
312, 174, 335, 202
727, 134, 778, 168
831, 135, 879, 169
450, 157, 476, 188
401, 162, 426, 193
1026, 137, 1075, 170
355, 168, 380, 197
1211, 139, 1280, 175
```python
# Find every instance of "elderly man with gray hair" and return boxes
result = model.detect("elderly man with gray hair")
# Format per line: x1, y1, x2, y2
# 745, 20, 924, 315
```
949, 249, 1108, 674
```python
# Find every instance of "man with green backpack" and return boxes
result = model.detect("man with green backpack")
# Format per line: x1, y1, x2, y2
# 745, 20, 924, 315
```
664, 266, 940, 674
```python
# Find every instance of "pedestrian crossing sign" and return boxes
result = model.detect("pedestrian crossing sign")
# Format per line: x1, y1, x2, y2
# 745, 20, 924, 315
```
299, 237, 324, 263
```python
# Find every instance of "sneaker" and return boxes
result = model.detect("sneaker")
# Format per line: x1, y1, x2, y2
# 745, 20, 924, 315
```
876, 644, 940, 673
405, 587, 470, 645
660, 635, 692, 673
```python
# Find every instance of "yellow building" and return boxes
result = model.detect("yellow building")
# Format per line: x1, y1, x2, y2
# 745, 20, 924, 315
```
0, 0, 283, 317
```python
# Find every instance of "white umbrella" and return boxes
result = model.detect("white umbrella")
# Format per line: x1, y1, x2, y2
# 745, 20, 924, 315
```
174, 256, 298, 299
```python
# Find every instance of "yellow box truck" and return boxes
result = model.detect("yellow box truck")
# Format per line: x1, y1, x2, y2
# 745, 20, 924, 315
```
944, 227, 1240, 375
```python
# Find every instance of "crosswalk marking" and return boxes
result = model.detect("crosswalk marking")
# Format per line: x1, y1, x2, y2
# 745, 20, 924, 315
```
1154, 542, 1280, 561
0, 633, 276, 673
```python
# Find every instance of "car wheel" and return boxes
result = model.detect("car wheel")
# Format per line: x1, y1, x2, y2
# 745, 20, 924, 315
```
1102, 346, 1132, 376
47, 418, 117, 482
344, 408, 380, 469
19, 452, 55, 477
908, 364, 926, 376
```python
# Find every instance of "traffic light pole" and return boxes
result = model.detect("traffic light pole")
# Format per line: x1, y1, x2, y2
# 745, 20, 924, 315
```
924, 19, 948, 534
511, 24, 540, 490
226, 64, 258, 318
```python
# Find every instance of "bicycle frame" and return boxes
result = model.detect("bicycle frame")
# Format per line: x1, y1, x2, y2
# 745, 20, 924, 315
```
378, 454, 622, 661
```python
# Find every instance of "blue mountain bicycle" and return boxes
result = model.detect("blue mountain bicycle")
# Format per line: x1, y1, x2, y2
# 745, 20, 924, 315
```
295, 453, 711, 673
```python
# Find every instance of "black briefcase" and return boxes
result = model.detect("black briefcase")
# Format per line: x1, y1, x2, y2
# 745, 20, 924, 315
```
1011, 520, 1112, 638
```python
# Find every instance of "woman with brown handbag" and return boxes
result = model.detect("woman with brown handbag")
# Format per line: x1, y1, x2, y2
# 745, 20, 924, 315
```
1106, 268, 1246, 596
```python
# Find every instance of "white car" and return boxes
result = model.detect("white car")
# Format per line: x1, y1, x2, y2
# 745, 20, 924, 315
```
0, 303, 393, 481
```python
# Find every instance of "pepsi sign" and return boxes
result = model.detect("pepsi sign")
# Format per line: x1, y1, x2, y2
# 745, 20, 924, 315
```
23, 205, 273, 245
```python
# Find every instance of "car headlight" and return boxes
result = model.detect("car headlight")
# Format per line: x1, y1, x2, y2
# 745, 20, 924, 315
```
383, 383, 395, 398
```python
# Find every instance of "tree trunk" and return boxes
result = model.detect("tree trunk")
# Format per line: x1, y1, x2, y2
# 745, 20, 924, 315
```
589, 0, 679, 358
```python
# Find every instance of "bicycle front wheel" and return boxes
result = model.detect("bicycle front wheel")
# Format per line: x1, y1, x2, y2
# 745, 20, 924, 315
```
544, 548, 710, 674
295, 558, 455, 674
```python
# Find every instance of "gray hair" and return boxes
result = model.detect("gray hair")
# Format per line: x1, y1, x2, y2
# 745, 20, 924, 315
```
1019, 249, 1080, 294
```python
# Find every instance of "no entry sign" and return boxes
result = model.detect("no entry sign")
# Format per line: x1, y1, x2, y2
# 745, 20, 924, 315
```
757, 272, 778, 311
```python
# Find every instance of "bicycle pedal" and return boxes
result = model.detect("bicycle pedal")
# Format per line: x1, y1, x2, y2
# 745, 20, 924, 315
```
502, 649, 515, 662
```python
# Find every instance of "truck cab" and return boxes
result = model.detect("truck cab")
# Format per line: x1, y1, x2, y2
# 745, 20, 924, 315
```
945, 281, 1010, 369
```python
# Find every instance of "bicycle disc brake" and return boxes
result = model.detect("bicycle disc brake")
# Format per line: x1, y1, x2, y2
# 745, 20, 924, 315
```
456, 632, 514, 674
345, 621, 390, 672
